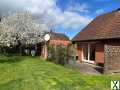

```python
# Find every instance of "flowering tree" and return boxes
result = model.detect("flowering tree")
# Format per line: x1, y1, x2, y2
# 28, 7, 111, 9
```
0, 12, 47, 47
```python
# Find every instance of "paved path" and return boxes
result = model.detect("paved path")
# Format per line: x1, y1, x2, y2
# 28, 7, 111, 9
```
68, 60, 103, 74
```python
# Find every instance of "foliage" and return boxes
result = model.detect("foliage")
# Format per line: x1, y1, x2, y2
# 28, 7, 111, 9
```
0, 55, 119, 90
47, 45, 56, 62
67, 44, 77, 61
48, 45, 68, 65
0, 12, 47, 47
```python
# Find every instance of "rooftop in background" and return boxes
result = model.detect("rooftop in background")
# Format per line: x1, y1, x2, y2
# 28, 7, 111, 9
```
72, 8, 120, 42
50, 32, 70, 41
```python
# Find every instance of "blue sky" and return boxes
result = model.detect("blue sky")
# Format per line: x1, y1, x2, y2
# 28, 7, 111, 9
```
54, 0, 120, 39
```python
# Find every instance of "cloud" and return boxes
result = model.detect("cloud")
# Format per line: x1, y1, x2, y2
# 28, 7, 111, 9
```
0, 0, 92, 29
95, 9, 105, 15
58, 11, 92, 29
67, 3, 89, 13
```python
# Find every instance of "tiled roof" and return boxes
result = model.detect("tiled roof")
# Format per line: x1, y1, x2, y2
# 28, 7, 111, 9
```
72, 9, 120, 42
50, 32, 70, 41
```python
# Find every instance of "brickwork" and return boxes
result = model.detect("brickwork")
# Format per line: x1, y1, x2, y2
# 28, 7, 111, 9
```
77, 44, 82, 62
95, 43, 104, 64
49, 40, 71, 46
104, 45, 120, 73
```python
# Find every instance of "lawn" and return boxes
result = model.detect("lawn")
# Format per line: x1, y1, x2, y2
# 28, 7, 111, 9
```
0, 55, 119, 90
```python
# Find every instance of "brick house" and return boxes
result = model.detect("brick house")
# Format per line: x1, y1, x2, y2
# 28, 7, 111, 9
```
72, 8, 120, 73
41, 32, 71, 59
49, 32, 71, 46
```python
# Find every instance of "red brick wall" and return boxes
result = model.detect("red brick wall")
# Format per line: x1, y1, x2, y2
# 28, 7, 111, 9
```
95, 43, 104, 64
49, 40, 71, 46
76, 44, 82, 62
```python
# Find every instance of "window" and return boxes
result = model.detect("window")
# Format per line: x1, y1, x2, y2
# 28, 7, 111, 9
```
83, 45, 88, 60
82, 44, 95, 63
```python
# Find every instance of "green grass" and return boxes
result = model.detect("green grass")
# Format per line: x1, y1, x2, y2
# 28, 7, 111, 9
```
0, 55, 119, 90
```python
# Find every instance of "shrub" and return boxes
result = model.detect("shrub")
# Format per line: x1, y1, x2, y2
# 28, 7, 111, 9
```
48, 45, 68, 65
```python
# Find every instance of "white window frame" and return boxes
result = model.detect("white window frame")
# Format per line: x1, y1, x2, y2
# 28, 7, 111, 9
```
82, 44, 95, 64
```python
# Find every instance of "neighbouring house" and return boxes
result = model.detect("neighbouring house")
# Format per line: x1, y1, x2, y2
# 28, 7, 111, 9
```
40, 32, 71, 59
72, 8, 120, 73
49, 32, 71, 46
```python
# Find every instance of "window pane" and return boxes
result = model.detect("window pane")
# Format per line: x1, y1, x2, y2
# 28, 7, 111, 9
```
83, 45, 88, 60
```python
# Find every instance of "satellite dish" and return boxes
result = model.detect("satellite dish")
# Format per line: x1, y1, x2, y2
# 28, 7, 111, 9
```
44, 34, 50, 41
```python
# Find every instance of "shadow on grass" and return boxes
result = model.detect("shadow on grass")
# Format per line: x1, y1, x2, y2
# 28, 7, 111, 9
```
0, 55, 25, 63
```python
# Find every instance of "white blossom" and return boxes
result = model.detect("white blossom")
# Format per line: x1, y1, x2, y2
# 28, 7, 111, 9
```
0, 12, 48, 47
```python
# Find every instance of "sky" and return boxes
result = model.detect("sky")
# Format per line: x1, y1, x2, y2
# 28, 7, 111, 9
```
0, 0, 120, 39
55, 0, 120, 38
